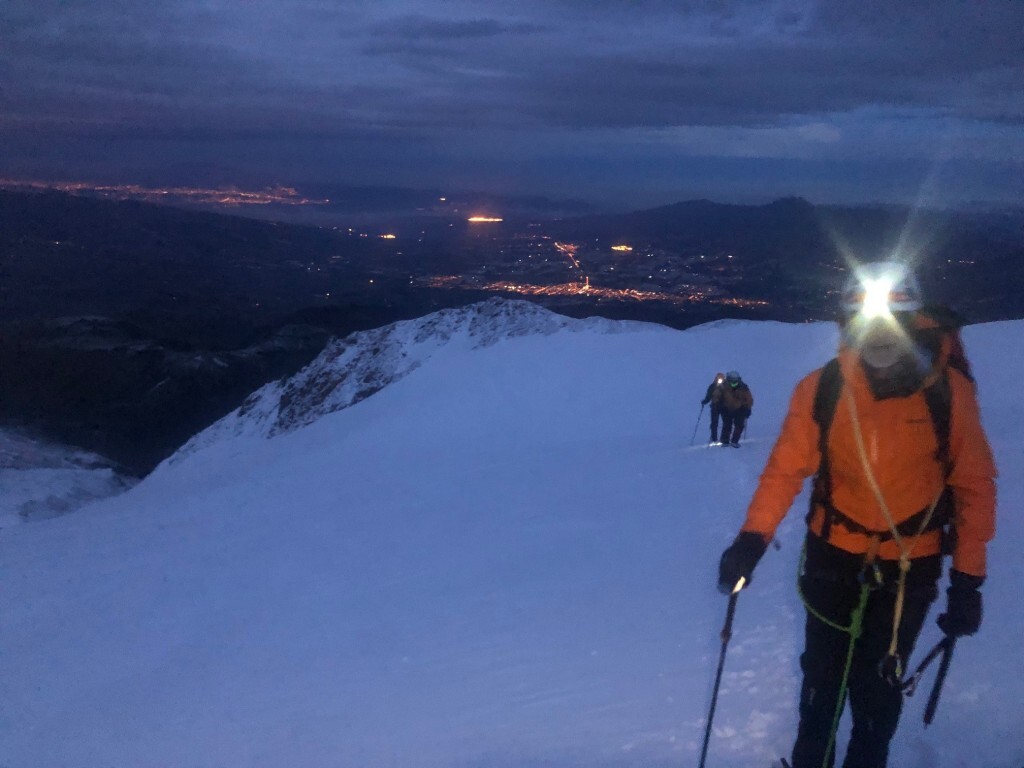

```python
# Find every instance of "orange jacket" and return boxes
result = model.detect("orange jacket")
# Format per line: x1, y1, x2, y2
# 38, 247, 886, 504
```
740, 347, 997, 577
719, 382, 754, 413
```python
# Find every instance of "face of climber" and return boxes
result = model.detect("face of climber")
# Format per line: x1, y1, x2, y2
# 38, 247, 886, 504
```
856, 317, 909, 370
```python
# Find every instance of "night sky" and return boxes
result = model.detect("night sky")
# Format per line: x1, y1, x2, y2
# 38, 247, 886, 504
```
3, 1, 1022, 209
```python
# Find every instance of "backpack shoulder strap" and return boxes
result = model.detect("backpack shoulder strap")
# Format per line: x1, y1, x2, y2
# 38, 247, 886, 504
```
923, 370, 956, 547
812, 358, 843, 445
923, 371, 953, 479
809, 358, 843, 539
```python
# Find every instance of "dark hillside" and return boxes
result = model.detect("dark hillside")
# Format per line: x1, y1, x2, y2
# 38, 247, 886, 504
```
3, 189, 1022, 474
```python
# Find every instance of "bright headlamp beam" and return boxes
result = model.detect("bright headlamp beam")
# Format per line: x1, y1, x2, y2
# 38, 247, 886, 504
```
861, 277, 894, 319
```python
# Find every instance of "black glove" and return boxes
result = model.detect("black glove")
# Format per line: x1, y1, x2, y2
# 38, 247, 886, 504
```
937, 569, 984, 637
717, 531, 767, 595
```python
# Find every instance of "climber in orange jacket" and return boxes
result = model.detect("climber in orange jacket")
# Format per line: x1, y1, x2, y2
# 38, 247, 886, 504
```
716, 262, 997, 768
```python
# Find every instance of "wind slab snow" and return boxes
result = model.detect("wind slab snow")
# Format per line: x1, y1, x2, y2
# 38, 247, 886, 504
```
2, 298, 1022, 768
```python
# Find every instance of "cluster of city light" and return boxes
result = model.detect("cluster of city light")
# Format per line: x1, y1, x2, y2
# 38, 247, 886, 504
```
422, 275, 768, 308
426, 276, 464, 288
479, 280, 695, 305
554, 242, 582, 269
715, 296, 771, 308
0, 178, 329, 206
611, 245, 633, 252
467, 216, 503, 223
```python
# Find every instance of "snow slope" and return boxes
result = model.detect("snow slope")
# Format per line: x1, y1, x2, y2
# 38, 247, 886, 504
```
0, 429, 134, 528
1, 300, 1021, 768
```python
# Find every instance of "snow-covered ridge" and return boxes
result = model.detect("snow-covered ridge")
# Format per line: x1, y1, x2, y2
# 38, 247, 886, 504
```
0, 429, 134, 527
175, 298, 651, 457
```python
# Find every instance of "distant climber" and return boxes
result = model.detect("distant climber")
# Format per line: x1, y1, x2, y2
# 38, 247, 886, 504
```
700, 372, 726, 444
719, 371, 753, 447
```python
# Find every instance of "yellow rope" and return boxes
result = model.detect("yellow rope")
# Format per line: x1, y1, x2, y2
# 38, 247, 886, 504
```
843, 389, 944, 669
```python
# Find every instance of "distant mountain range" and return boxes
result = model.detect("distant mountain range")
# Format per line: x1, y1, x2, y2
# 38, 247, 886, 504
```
0, 178, 599, 226
2, 188, 1022, 474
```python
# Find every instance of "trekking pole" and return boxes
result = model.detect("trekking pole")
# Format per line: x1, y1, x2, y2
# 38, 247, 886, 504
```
698, 577, 745, 768
689, 404, 705, 446
923, 637, 956, 726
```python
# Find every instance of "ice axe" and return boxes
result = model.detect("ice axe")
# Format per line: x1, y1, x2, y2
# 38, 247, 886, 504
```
899, 635, 955, 725
924, 637, 956, 726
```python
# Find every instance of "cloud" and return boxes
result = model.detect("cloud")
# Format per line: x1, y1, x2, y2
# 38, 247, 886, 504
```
372, 14, 544, 41
1, 0, 1021, 205
5, 0, 1022, 133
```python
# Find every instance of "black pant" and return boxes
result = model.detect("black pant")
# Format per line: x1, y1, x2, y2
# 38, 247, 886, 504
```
720, 409, 747, 444
792, 535, 940, 768
709, 405, 721, 442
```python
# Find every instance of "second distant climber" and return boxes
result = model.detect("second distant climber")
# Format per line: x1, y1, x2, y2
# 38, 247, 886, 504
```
719, 371, 753, 447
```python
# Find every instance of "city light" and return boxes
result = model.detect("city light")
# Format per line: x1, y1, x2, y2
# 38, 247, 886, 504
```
554, 242, 582, 270
0, 177, 329, 207
4, 175, 772, 316
420, 276, 769, 309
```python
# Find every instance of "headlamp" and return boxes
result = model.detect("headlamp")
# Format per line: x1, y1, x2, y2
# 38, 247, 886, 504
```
842, 261, 923, 319
861, 277, 895, 319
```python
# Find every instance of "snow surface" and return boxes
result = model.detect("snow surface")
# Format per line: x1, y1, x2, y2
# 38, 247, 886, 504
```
1, 300, 1021, 767
0, 429, 134, 528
